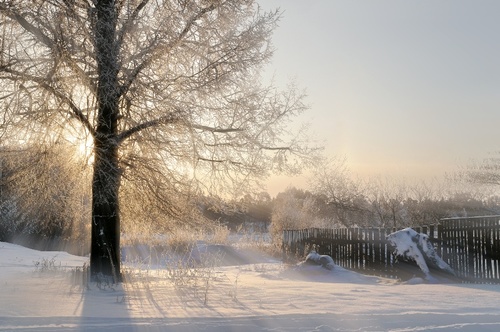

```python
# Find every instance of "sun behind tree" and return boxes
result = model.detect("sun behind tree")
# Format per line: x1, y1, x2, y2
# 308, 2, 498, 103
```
0, 1, 318, 281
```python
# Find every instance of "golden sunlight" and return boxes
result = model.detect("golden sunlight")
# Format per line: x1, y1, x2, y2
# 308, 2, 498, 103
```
78, 137, 94, 165
64, 128, 94, 165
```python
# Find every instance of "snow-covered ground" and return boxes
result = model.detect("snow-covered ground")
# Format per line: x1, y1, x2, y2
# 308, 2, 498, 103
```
1, 241, 500, 331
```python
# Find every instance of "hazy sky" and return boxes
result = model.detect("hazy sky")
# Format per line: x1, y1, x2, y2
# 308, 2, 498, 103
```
259, 0, 500, 195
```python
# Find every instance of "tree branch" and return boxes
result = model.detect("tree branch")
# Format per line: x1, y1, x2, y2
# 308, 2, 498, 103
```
192, 124, 243, 133
116, 0, 151, 50
0, 5, 54, 49
1, 68, 95, 137
1, 4, 97, 94
198, 157, 243, 166
117, 112, 181, 143
118, 3, 218, 98
117, 109, 244, 144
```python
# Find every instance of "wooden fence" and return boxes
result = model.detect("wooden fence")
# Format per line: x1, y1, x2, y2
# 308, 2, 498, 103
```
282, 215, 500, 283
438, 216, 500, 281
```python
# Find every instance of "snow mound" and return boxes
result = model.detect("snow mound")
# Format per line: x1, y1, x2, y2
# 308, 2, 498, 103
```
0, 241, 88, 275
386, 228, 456, 280
280, 251, 392, 285
303, 251, 335, 270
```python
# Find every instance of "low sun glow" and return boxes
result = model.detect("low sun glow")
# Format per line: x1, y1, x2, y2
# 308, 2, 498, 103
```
78, 137, 94, 165
64, 128, 94, 165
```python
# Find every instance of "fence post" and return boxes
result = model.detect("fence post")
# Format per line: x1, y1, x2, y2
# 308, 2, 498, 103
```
467, 224, 474, 278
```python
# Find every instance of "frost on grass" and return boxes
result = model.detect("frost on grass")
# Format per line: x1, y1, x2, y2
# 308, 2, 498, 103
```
387, 228, 456, 280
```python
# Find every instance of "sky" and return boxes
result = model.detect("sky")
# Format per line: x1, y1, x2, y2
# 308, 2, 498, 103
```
258, 0, 500, 195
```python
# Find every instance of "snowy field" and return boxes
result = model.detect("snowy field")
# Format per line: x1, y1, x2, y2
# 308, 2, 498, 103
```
1, 241, 500, 331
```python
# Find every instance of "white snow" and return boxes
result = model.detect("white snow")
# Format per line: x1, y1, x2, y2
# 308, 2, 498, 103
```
1, 241, 500, 331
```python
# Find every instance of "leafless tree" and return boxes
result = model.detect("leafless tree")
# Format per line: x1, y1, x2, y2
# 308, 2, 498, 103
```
363, 176, 416, 228
270, 187, 321, 241
0, 0, 317, 281
308, 157, 365, 227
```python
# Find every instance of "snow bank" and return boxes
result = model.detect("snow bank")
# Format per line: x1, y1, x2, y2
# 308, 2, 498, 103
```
0, 241, 88, 275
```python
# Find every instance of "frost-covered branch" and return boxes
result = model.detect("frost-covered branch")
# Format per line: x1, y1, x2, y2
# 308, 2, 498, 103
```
117, 2, 218, 98
0, 4, 54, 48
0, 67, 95, 137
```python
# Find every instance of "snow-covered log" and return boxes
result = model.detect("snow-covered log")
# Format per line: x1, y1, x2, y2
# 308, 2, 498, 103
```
304, 251, 335, 270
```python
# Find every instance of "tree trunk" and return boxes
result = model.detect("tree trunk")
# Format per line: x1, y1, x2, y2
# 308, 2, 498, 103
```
90, 0, 121, 282
90, 139, 121, 282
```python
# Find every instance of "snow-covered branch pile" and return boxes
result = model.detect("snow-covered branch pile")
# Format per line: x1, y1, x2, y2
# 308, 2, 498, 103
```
387, 228, 456, 279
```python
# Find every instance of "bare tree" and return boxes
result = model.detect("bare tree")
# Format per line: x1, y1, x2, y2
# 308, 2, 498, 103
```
364, 177, 412, 228
0, 1, 316, 281
308, 157, 365, 227
270, 187, 320, 241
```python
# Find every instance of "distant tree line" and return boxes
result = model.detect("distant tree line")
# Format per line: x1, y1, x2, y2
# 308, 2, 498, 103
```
269, 186, 500, 240
200, 192, 272, 233
2, 146, 500, 250
269, 157, 500, 240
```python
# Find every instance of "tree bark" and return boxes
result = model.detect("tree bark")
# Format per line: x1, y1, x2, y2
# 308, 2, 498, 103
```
90, 138, 121, 282
90, 0, 122, 282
